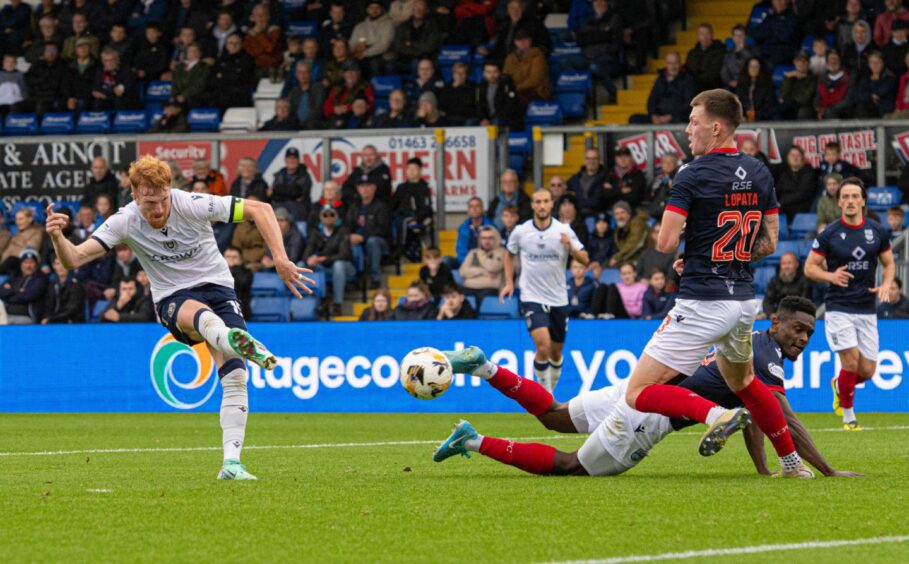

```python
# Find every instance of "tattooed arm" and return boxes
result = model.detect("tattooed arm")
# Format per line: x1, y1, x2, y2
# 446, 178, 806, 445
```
750, 212, 779, 262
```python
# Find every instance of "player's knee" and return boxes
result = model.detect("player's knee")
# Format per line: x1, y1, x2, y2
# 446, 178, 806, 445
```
840, 350, 860, 371
552, 451, 585, 476
624, 387, 639, 409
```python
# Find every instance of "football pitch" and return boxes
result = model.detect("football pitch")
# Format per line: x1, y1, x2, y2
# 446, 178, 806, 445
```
2, 413, 908, 563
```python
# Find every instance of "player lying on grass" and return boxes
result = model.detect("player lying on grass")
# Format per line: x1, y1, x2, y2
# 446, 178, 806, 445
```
433, 296, 861, 478
45, 155, 314, 481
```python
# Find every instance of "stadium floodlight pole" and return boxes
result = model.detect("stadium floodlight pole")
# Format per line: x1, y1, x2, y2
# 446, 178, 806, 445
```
434, 128, 446, 235
532, 126, 543, 189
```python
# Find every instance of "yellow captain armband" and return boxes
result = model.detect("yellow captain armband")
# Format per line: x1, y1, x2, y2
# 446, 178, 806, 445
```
231, 198, 245, 223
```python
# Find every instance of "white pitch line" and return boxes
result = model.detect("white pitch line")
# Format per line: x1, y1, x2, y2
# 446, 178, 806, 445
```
545, 535, 909, 564
0, 425, 906, 458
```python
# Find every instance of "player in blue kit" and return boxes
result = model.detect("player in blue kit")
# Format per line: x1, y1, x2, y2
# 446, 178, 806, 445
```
804, 178, 895, 431
619, 89, 812, 477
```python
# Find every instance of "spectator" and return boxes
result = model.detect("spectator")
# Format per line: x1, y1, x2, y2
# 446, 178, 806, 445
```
212, 10, 238, 56
608, 201, 650, 267
31, 0, 59, 34
500, 205, 520, 246
295, 37, 324, 86
391, 280, 437, 320
63, 38, 98, 112
738, 138, 771, 167
816, 173, 843, 232
318, 3, 352, 56
359, 287, 393, 320
231, 196, 268, 271
391, 0, 443, 74
172, 43, 210, 107
843, 20, 879, 75
436, 283, 478, 320
58, 0, 91, 36
488, 0, 550, 60
310, 180, 346, 227
768, 51, 818, 120
503, 29, 551, 108
25, 16, 63, 65
0, 53, 28, 115
224, 246, 252, 317
476, 61, 523, 131
0, 248, 48, 325
230, 157, 269, 200
103, 244, 142, 300
686, 23, 725, 91
323, 61, 375, 123
116, 167, 133, 206
567, 257, 596, 318
82, 157, 119, 207
558, 196, 588, 246
350, 0, 395, 77
94, 194, 115, 221
388, 0, 415, 25
168, 0, 213, 44
243, 4, 283, 77
883, 19, 909, 75
263, 207, 304, 268
323, 38, 352, 88
874, 0, 909, 48
270, 147, 314, 220
887, 205, 905, 238
105, 24, 134, 67
837, 0, 867, 51
809, 36, 829, 76
616, 0, 656, 73
393, 157, 434, 251
345, 96, 372, 128
585, 213, 617, 280
373, 88, 413, 128
591, 261, 647, 319
629, 51, 697, 124
737, 56, 774, 121
170, 26, 198, 70
891, 50, 909, 116
641, 268, 676, 320
149, 98, 190, 132
261, 97, 302, 131
816, 50, 855, 119
210, 33, 256, 111
487, 169, 531, 230
0, 0, 32, 56
101, 276, 153, 322
451, 0, 496, 50
762, 252, 813, 317
459, 225, 505, 299
439, 62, 479, 126
133, 24, 170, 80
0, 209, 44, 275
818, 141, 863, 186
405, 58, 444, 108
856, 51, 898, 117
91, 48, 136, 111
602, 147, 647, 210
62, 13, 99, 61
643, 153, 679, 219
568, 148, 610, 216
304, 204, 354, 316
191, 179, 211, 194
576, 0, 622, 100
288, 61, 327, 130
752, 0, 799, 66
26, 42, 66, 114
347, 178, 392, 288
721, 24, 759, 90
878, 276, 909, 317
420, 246, 455, 298
413, 91, 446, 127
41, 255, 85, 324
342, 145, 393, 205
71, 203, 99, 243
635, 221, 677, 286
456, 196, 494, 264
191, 159, 227, 196
774, 146, 817, 223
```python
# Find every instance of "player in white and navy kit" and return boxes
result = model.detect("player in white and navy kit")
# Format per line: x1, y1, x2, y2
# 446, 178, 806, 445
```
501, 188, 588, 392
45, 155, 314, 480
805, 178, 895, 431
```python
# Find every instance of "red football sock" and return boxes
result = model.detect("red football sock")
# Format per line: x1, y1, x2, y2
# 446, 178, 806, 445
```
479, 436, 556, 475
838, 369, 859, 409
735, 378, 795, 457
487, 365, 553, 416
634, 384, 717, 423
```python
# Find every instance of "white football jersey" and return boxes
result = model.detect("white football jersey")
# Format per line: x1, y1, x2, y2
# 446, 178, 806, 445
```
506, 218, 582, 307
92, 190, 242, 302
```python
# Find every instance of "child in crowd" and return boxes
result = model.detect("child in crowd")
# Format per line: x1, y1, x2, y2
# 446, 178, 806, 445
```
641, 268, 676, 320
419, 246, 454, 299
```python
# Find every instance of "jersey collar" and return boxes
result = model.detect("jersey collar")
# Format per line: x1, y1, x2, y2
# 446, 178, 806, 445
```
841, 216, 866, 229
532, 217, 553, 231
708, 147, 739, 155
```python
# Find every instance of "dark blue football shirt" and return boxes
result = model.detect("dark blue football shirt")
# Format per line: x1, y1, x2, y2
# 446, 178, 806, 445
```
666, 148, 779, 301
811, 217, 890, 314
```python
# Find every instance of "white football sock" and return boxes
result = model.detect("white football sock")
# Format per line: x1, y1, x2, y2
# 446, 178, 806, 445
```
550, 357, 563, 389
842, 407, 856, 423
465, 434, 484, 452
194, 310, 233, 356
474, 361, 498, 380
705, 406, 727, 426
779, 451, 802, 472
219, 362, 248, 462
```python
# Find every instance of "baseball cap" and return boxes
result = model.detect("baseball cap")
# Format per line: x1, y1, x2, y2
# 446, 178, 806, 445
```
19, 248, 39, 262
320, 203, 338, 215
613, 200, 632, 215
75, 37, 92, 47
285, 147, 300, 158
356, 174, 376, 185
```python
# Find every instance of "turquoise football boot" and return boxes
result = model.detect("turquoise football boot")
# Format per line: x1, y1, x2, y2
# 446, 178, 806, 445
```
217, 459, 258, 481
433, 420, 479, 463
443, 346, 487, 374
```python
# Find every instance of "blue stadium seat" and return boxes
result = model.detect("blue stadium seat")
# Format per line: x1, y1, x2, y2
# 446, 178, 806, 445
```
55, 200, 81, 217
764, 240, 801, 265
0, 275, 6, 286
295, 220, 308, 237
147, 106, 164, 127
479, 296, 519, 319
599, 268, 621, 285
437, 45, 471, 82
451, 269, 464, 285
40, 112, 74, 135
777, 213, 789, 240
752, 265, 776, 295
797, 239, 814, 258
251, 271, 286, 296
309, 270, 327, 298
113, 110, 148, 133
76, 111, 111, 134
555, 70, 591, 118
285, 21, 318, 38
289, 296, 320, 321
549, 42, 585, 74
187, 108, 221, 132
801, 34, 834, 54
525, 101, 563, 126
868, 186, 902, 212
772, 65, 794, 88
4, 113, 39, 135
145, 80, 172, 102
585, 215, 595, 234
250, 297, 290, 322
789, 213, 817, 239
748, 5, 771, 30
91, 300, 109, 321
371, 75, 402, 113
508, 131, 530, 172
465, 295, 477, 310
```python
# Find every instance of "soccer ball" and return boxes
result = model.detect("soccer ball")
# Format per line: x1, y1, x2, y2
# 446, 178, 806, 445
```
400, 347, 453, 400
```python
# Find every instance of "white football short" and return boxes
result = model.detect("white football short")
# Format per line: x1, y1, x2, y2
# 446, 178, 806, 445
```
825, 311, 879, 361
643, 298, 761, 376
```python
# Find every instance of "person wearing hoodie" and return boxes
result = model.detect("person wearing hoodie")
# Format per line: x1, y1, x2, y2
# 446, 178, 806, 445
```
304, 204, 354, 317
209, 32, 256, 111
342, 144, 393, 205
721, 24, 759, 90
842, 20, 878, 75
391, 280, 437, 320
459, 225, 505, 299
132, 23, 169, 81
101, 275, 154, 322
855, 51, 898, 117
393, 157, 434, 249
230, 158, 269, 201
438, 62, 479, 126
350, 0, 395, 77
585, 213, 617, 280
601, 147, 647, 210
211, 10, 238, 56
0, 53, 28, 115
41, 255, 86, 324
815, 49, 854, 119
436, 283, 478, 320
686, 23, 726, 91
762, 252, 813, 318
567, 258, 596, 318
882, 19, 909, 75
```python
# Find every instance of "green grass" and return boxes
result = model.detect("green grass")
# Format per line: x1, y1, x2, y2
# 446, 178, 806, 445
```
1, 413, 908, 563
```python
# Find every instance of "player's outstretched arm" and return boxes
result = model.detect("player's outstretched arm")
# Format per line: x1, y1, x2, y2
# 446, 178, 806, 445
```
45, 205, 107, 269
742, 420, 772, 476
243, 199, 315, 298
773, 391, 862, 477
749, 213, 779, 262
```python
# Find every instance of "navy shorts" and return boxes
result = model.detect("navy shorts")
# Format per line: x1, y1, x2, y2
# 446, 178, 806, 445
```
155, 283, 246, 345
521, 301, 569, 343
